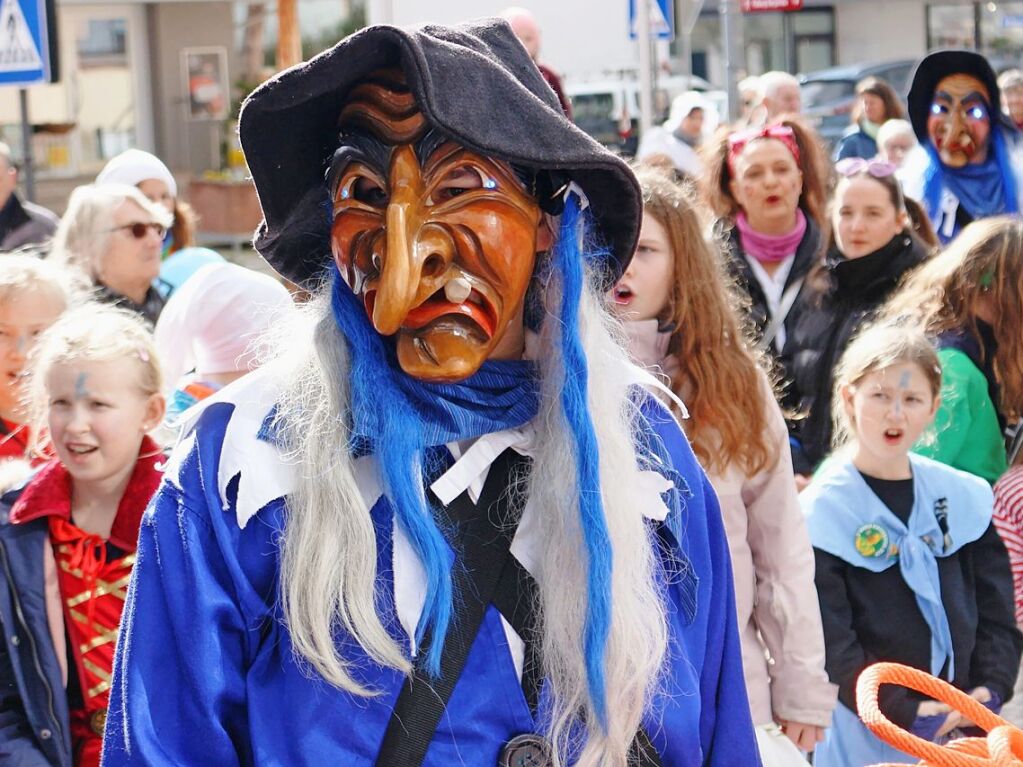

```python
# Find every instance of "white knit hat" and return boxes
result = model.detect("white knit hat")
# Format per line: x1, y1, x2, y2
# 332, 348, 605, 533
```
96, 149, 178, 198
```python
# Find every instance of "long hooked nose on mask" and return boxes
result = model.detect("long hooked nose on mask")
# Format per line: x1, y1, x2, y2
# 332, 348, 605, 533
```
369, 145, 454, 335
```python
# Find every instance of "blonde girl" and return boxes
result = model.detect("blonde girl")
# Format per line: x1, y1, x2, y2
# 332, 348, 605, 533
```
0, 305, 166, 767
0, 256, 81, 461
802, 322, 1020, 766
610, 167, 836, 764
884, 215, 1023, 483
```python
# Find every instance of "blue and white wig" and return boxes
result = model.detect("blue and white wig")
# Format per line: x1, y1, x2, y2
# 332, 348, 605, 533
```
275, 194, 668, 766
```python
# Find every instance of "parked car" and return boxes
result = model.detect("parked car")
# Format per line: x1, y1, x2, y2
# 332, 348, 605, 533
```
799, 59, 917, 147
566, 74, 715, 153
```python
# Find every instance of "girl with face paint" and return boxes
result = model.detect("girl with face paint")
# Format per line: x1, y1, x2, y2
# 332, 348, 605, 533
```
781, 160, 932, 477
803, 322, 1020, 767
703, 117, 829, 359
611, 168, 836, 765
0, 305, 166, 767
883, 216, 1023, 485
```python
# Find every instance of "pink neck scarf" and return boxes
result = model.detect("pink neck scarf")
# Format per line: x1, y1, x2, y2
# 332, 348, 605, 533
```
735, 208, 807, 264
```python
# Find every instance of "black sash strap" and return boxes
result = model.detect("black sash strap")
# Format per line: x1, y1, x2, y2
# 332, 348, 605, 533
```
375, 449, 528, 767
375, 448, 662, 767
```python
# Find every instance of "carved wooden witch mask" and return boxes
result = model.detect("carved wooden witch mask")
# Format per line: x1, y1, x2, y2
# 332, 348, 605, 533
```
927, 73, 992, 168
329, 69, 551, 382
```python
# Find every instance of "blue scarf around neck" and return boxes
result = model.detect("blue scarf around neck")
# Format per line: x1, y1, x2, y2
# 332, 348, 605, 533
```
941, 153, 1007, 219
351, 355, 541, 453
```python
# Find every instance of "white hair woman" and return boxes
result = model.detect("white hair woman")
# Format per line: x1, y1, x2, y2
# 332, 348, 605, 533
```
50, 183, 172, 324
102, 19, 759, 767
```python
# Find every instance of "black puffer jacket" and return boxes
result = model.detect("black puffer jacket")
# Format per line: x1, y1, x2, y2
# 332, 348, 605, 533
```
719, 214, 822, 359
782, 232, 931, 474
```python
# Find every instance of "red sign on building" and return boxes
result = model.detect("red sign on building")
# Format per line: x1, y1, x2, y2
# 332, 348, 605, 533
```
741, 0, 804, 11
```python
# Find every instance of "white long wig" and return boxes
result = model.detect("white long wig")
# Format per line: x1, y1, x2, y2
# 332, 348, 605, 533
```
272, 262, 670, 766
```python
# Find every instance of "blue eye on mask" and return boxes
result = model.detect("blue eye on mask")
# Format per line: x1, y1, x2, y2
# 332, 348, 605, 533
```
930, 102, 948, 116
966, 104, 989, 121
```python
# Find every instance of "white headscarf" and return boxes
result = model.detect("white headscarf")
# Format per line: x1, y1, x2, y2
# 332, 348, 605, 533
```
96, 149, 178, 197
154, 262, 295, 392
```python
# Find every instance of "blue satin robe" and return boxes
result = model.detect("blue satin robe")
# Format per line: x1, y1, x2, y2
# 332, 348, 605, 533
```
101, 397, 760, 766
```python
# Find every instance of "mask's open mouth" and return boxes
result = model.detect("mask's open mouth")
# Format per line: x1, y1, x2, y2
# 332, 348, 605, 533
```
364, 287, 497, 339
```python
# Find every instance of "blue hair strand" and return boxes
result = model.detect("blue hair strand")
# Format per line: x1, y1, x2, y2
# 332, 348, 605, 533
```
330, 269, 453, 676
552, 195, 614, 729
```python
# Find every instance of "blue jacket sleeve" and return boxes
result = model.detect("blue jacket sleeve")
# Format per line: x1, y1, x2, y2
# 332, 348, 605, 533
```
0, 632, 50, 767
103, 429, 258, 766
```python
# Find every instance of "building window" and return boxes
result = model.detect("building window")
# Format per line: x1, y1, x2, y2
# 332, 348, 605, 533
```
928, 1, 1023, 66
979, 1, 1023, 65
792, 8, 835, 72
689, 6, 834, 86
927, 4, 977, 49
76, 19, 127, 67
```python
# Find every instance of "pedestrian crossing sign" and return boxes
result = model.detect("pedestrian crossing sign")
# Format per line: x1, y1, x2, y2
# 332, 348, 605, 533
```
628, 0, 675, 41
0, 0, 56, 86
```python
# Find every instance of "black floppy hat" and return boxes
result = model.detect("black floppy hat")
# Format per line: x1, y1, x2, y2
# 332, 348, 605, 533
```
907, 49, 1014, 143
238, 18, 641, 290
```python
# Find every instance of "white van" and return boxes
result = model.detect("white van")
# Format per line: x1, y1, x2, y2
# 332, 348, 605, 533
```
565, 75, 723, 150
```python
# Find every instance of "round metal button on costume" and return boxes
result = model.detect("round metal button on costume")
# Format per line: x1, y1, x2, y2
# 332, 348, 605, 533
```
499, 734, 552, 767
90, 709, 108, 736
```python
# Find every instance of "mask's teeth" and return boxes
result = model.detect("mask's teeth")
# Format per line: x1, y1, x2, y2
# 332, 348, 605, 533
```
444, 276, 472, 304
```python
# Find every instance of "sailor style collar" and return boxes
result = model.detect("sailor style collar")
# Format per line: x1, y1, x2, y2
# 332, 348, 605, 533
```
802, 454, 993, 678
166, 363, 684, 667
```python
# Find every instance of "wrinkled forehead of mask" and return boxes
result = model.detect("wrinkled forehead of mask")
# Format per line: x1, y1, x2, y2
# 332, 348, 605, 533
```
931, 73, 991, 110
326, 68, 569, 215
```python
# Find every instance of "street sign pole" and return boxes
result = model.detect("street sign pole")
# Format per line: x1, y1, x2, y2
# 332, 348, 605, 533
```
637, 0, 653, 135
677, 0, 705, 81
0, 0, 58, 204
18, 88, 32, 201
720, 0, 744, 122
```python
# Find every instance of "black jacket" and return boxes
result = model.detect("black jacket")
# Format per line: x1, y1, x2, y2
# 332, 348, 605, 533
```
782, 233, 930, 474
0, 194, 58, 253
815, 521, 1021, 728
719, 214, 822, 360
94, 283, 166, 326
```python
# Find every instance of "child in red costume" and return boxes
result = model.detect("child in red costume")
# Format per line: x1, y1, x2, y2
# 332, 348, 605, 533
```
0, 256, 78, 462
0, 304, 165, 767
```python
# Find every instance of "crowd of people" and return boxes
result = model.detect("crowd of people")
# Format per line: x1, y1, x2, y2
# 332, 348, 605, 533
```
0, 13, 1021, 767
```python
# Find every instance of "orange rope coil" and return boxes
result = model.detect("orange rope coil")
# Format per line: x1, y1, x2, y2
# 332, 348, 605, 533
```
856, 662, 1023, 766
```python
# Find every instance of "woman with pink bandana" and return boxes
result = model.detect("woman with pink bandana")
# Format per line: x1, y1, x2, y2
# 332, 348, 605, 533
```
702, 117, 830, 359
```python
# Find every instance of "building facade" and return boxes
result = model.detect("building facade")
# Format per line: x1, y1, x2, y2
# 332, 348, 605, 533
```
3, 0, 1022, 211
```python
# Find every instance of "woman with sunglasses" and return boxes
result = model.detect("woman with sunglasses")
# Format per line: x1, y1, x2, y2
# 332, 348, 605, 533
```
703, 117, 829, 359
50, 184, 172, 324
96, 149, 197, 259
782, 158, 932, 479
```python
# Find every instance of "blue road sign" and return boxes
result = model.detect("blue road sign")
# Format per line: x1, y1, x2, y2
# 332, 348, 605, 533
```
0, 0, 56, 86
629, 0, 675, 41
